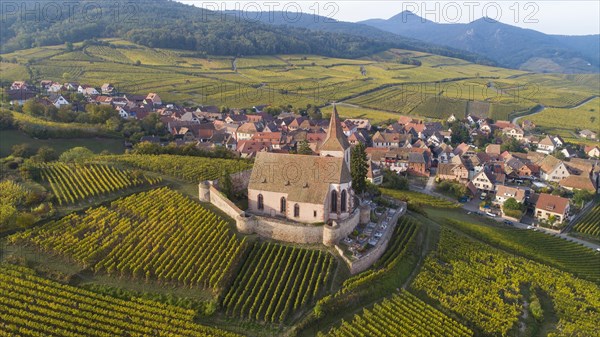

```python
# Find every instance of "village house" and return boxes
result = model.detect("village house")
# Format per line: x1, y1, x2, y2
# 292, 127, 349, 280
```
534, 193, 570, 223
538, 155, 570, 182
579, 129, 597, 140
345, 118, 371, 131
502, 126, 524, 140
47, 82, 64, 93
366, 161, 383, 185
584, 146, 600, 158
236, 122, 264, 141
560, 175, 597, 193
101, 83, 115, 95
347, 130, 370, 147
145, 93, 162, 107
78, 85, 99, 96
436, 157, 470, 182
372, 132, 411, 148
247, 107, 354, 223
536, 135, 561, 154
494, 185, 527, 206
51, 95, 70, 108
472, 170, 497, 192
521, 120, 536, 131
10, 81, 33, 91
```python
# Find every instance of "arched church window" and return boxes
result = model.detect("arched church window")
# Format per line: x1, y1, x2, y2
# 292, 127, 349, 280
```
331, 190, 338, 212
258, 194, 264, 210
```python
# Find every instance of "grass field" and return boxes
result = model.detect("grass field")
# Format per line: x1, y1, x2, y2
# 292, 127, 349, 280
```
3, 40, 597, 125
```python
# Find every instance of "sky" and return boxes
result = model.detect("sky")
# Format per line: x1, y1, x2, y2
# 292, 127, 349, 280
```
181, 1, 600, 35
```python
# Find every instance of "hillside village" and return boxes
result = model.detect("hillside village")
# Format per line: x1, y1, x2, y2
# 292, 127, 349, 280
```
6, 79, 600, 229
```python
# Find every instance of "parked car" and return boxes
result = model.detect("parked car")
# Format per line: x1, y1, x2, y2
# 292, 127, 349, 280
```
503, 220, 513, 226
527, 225, 534, 229
480, 192, 487, 200
486, 212, 497, 217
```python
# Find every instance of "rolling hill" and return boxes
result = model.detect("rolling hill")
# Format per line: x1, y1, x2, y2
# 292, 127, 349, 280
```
361, 11, 600, 73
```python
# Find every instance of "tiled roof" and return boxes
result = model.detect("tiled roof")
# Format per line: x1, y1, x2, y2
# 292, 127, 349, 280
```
249, 152, 351, 204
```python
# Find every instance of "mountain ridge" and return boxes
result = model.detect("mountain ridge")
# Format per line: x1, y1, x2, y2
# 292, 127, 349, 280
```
360, 11, 600, 73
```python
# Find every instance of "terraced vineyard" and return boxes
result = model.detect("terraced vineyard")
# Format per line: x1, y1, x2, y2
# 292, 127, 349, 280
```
38, 163, 161, 205
10, 188, 247, 290
222, 243, 335, 323
322, 289, 473, 337
341, 218, 419, 293
99, 154, 252, 183
0, 263, 242, 337
445, 219, 600, 283
572, 203, 600, 239
412, 229, 600, 336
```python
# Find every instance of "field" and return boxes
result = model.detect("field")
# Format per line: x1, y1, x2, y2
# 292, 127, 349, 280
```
528, 97, 600, 141
9, 188, 247, 290
322, 289, 473, 337
0, 263, 241, 337
381, 188, 460, 209
572, 202, 600, 240
3, 40, 598, 125
0, 130, 124, 157
98, 154, 252, 183
222, 242, 335, 323
411, 229, 600, 336
38, 163, 161, 205
444, 219, 600, 283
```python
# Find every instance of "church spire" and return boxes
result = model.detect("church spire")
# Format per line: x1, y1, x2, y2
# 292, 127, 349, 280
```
320, 104, 350, 152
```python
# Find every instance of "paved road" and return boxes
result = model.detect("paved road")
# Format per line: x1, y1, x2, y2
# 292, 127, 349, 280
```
413, 182, 600, 251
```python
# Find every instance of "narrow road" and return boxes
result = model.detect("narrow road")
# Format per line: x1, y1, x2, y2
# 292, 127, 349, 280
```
415, 183, 600, 251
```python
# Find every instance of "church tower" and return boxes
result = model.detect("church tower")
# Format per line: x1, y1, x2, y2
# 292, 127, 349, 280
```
319, 105, 351, 169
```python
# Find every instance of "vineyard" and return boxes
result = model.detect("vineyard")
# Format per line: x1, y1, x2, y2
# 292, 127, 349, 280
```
341, 218, 419, 293
9, 188, 247, 290
381, 188, 460, 209
444, 219, 600, 283
38, 163, 161, 205
99, 154, 252, 183
222, 242, 335, 323
321, 290, 473, 337
0, 263, 242, 337
411, 229, 600, 336
572, 203, 600, 239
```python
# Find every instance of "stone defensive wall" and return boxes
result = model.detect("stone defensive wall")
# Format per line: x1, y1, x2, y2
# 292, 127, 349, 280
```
198, 179, 366, 246
336, 201, 407, 275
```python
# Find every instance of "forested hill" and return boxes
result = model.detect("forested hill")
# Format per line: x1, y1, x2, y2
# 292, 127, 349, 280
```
0, 0, 487, 63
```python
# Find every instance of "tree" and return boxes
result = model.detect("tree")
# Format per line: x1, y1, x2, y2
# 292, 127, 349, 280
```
503, 197, 522, 211
572, 189, 594, 208
501, 137, 525, 153
0, 110, 14, 129
11, 144, 35, 158
450, 123, 470, 145
31, 146, 58, 163
351, 143, 368, 196
219, 171, 234, 199
65, 42, 73, 51
135, 60, 141, 66
59, 147, 94, 163
297, 140, 312, 155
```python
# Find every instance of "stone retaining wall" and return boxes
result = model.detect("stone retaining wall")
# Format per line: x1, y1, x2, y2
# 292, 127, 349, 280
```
338, 202, 407, 275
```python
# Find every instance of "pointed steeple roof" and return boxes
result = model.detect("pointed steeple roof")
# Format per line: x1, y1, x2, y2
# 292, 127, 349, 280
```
320, 104, 350, 152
